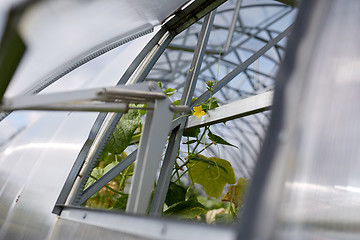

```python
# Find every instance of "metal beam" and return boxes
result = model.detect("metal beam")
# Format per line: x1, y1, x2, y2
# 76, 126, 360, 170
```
60, 206, 235, 240
224, 0, 242, 52
78, 150, 137, 205
186, 91, 273, 129
0, 86, 168, 112
149, 10, 216, 216
126, 88, 173, 214
191, 24, 292, 107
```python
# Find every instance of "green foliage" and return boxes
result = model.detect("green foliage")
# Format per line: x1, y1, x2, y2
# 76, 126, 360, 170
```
198, 196, 229, 210
205, 80, 214, 91
85, 167, 104, 190
222, 177, 249, 207
163, 196, 207, 219
84, 110, 141, 209
182, 139, 197, 145
182, 127, 200, 138
102, 110, 141, 155
274, 0, 298, 7
208, 129, 238, 148
82, 83, 247, 225
113, 195, 129, 210
165, 182, 187, 207
187, 155, 236, 198
163, 88, 177, 97
201, 97, 219, 111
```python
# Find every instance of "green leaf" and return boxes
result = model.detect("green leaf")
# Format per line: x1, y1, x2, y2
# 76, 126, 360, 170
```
208, 130, 238, 149
130, 133, 141, 144
85, 167, 104, 189
183, 127, 200, 138
165, 182, 187, 207
274, 0, 298, 7
198, 196, 228, 210
221, 177, 249, 208
103, 110, 141, 155
182, 139, 197, 145
188, 154, 228, 173
163, 198, 207, 219
163, 88, 177, 97
172, 99, 180, 105
188, 155, 235, 198
205, 80, 214, 91
201, 97, 219, 111
136, 103, 147, 115
100, 152, 117, 167
103, 161, 119, 175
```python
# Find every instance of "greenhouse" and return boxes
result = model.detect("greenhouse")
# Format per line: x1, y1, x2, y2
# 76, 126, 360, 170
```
1, 0, 360, 239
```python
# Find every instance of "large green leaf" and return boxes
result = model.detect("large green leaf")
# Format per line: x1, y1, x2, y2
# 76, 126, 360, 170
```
188, 155, 235, 198
165, 182, 186, 207
103, 110, 141, 155
163, 198, 207, 219
221, 177, 249, 207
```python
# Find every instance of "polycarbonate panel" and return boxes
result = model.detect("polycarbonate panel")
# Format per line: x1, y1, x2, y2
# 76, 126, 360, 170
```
4, 0, 188, 97
239, 1, 360, 240
0, 111, 99, 240
274, 1, 360, 238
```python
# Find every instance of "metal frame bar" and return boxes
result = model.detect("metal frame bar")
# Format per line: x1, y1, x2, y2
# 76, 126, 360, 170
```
60, 206, 235, 240
191, 24, 293, 107
69, 82, 168, 207
186, 91, 273, 129
149, 10, 216, 216
224, 0, 242, 52
0, 86, 170, 112
78, 150, 137, 205
126, 87, 173, 214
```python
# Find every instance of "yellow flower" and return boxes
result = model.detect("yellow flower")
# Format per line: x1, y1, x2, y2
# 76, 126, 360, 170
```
193, 106, 205, 119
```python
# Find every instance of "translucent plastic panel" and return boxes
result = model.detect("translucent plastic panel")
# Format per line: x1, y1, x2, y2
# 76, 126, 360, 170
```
4, 0, 188, 97
240, 1, 360, 240
274, 1, 360, 239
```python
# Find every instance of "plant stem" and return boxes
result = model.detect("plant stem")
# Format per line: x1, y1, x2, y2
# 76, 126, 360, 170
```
197, 142, 213, 155
187, 136, 190, 154
191, 127, 208, 155
119, 165, 131, 190
171, 159, 189, 179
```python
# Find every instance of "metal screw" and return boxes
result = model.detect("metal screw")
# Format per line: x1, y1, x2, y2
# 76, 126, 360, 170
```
161, 224, 167, 235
